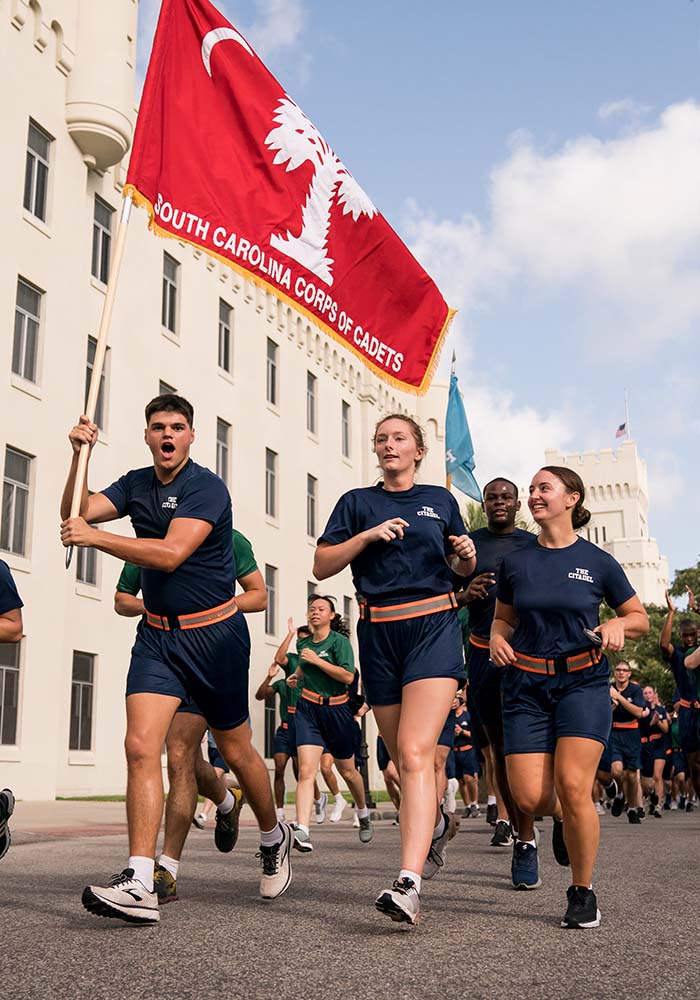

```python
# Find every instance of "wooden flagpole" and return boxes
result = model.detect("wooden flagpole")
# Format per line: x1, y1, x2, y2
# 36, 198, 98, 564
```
65, 194, 132, 568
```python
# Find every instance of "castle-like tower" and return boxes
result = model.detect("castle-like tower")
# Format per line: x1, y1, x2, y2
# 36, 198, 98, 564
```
544, 440, 669, 605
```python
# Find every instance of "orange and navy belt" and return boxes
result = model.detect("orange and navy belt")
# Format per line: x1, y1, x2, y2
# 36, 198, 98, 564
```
281, 721, 289, 730
287, 706, 297, 715
511, 646, 602, 676
679, 699, 700, 710
469, 634, 490, 650
301, 690, 349, 707
145, 596, 238, 631
455, 743, 473, 752
641, 733, 663, 743
358, 592, 457, 623
612, 721, 639, 729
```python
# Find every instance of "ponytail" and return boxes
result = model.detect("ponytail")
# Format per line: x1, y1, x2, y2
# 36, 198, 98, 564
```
307, 593, 351, 637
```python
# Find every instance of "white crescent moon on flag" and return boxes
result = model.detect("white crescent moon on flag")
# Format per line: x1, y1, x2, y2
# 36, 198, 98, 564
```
201, 27, 253, 76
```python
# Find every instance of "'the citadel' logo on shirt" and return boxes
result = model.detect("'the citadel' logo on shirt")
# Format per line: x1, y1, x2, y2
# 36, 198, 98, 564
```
568, 567, 594, 583
416, 506, 440, 519
162, 496, 178, 510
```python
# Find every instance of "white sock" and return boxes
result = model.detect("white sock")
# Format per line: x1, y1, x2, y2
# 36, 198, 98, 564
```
357, 806, 370, 819
399, 869, 422, 893
276, 807, 285, 821
158, 854, 179, 879
128, 856, 154, 892
335, 793, 344, 802
433, 814, 446, 839
259, 823, 283, 847
518, 837, 537, 848
217, 790, 235, 815
487, 795, 497, 806
297, 823, 310, 836
470, 801, 478, 807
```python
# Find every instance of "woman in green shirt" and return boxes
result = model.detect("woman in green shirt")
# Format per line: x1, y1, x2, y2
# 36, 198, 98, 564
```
290, 595, 372, 852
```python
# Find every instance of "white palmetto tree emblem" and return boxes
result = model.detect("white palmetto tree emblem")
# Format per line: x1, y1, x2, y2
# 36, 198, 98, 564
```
265, 98, 377, 285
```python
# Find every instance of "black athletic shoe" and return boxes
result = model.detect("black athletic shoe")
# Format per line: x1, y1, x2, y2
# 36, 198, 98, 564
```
490, 820, 513, 847
628, 809, 641, 824
561, 885, 601, 929
214, 787, 243, 853
686, 800, 694, 812
603, 778, 619, 800
0, 789, 15, 861
649, 789, 658, 808
551, 818, 570, 867
486, 803, 498, 827
611, 795, 625, 818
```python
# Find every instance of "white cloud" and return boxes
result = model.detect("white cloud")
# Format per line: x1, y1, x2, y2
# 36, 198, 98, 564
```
598, 97, 653, 124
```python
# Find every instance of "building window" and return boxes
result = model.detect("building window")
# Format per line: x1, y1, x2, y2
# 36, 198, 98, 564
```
216, 418, 231, 485
343, 596, 352, 629
264, 695, 276, 758
85, 337, 108, 430
162, 253, 178, 333
12, 278, 42, 383
70, 652, 95, 751
23, 120, 51, 222
0, 642, 20, 746
218, 299, 232, 373
306, 372, 317, 434
1, 447, 32, 556
307, 580, 317, 601
158, 380, 177, 396
307, 474, 317, 537
266, 339, 278, 405
265, 565, 277, 635
91, 197, 113, 284
76, 543, 98, 586
265, 448, 277, 518
602, 526, 607, 542
341, 400, 351, 458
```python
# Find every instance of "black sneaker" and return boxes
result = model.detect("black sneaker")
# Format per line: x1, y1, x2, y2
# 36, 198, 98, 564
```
649, 789, 658, 808
153, 863, 178, 904
375, 877, 420, 925
511, 841, 542, 890
628, 809, 641, 824
561, 885, 601, 929
490, 820, 513, 847
551, 818, 570, 867
486, 803, 498, 826
0, 789, 15, 862
603, 778, 619, 800
214, 787, 243, 853
686, 800, 694, 812
611, 795, 625, 818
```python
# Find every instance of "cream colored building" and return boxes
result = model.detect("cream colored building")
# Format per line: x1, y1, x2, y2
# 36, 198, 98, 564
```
544, 441, 669, 605
0, 1, 453, 799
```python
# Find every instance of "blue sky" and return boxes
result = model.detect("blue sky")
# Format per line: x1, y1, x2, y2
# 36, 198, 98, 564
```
137, 1, 700, 579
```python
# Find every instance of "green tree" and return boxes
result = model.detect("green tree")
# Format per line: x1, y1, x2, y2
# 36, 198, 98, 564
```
463, 501, 537, 534
600, 603, 676, 701
669, 557, 700, 602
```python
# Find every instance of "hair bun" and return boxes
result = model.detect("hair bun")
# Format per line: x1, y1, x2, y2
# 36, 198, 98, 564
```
573, 505, 591, 529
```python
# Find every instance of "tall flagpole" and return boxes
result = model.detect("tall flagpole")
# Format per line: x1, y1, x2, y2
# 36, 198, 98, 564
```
65, 194, 133, 568
446, 351, 456, 491
624, 388, 631, 440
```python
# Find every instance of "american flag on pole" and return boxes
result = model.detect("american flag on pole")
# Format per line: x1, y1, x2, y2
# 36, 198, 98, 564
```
615, 423, 627, 439
125, 0, 455, 394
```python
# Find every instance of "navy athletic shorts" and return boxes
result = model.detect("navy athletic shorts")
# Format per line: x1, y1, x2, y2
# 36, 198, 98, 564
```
454, 745, 480, 778
467, 641, 504, 730
598, 740, 612, 775
466, 682, 489, 750
126, 613, 251, 730
357, 610, 465, 706
438, 709, 457, 748
502, 659, 612, 756
664, 748, 687, 779
445, 749, 456, 781
294, 698, 358, 760
641, 740, 666, 779
610, 728, 642, 771
273, 723, 295, 758
377, 735, 391, 771
679, 706, 700, 755
207, 735, 229, 773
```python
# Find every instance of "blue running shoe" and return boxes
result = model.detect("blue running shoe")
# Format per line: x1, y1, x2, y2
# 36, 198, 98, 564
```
511, 841, 542, 890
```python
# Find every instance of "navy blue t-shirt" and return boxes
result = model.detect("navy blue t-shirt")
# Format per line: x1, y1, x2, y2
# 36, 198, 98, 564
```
318, 484, 467, 606
639, 701, 667, 739
612, 681, 646, 725
454, 706, 472, 745
0, 560, 23, 615
101, 459, 234, 616
497, 536, 635, 659
662, 645, 697, 703
461, 528, 536, 638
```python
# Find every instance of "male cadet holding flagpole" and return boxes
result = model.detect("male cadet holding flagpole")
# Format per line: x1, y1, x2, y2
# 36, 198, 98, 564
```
60, 395, 293, 925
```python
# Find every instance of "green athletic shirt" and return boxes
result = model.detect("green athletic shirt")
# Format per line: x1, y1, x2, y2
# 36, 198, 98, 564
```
271, 676, 301, 722
295, 631, 355, 699
115, 529, 258, 595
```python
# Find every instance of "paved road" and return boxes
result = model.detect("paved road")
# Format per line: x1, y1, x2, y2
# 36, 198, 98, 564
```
1, 807, 698, 1000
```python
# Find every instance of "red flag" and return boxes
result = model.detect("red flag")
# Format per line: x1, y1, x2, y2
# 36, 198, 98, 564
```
125, 0, 454, 394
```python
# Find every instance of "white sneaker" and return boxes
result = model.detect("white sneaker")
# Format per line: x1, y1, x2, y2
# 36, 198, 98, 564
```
192, 812, 206, 829
670, 800, 679, 811
352, 810, 360, 828
291, 824, 314, 853
82, 869, 160, 924
314, 792, 328, 824
375, 877, 420, 925
258, 822, 293, 900
594, 801, 605, 816
444, 778, 458, 815
423, 813, 449, 880
329, 796, 346, 823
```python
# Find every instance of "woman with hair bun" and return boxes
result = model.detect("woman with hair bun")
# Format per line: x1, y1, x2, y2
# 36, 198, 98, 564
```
490, 466, 648, 930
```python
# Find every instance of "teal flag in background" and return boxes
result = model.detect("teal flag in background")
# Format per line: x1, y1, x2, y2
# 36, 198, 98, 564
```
445, 374, 482, 502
